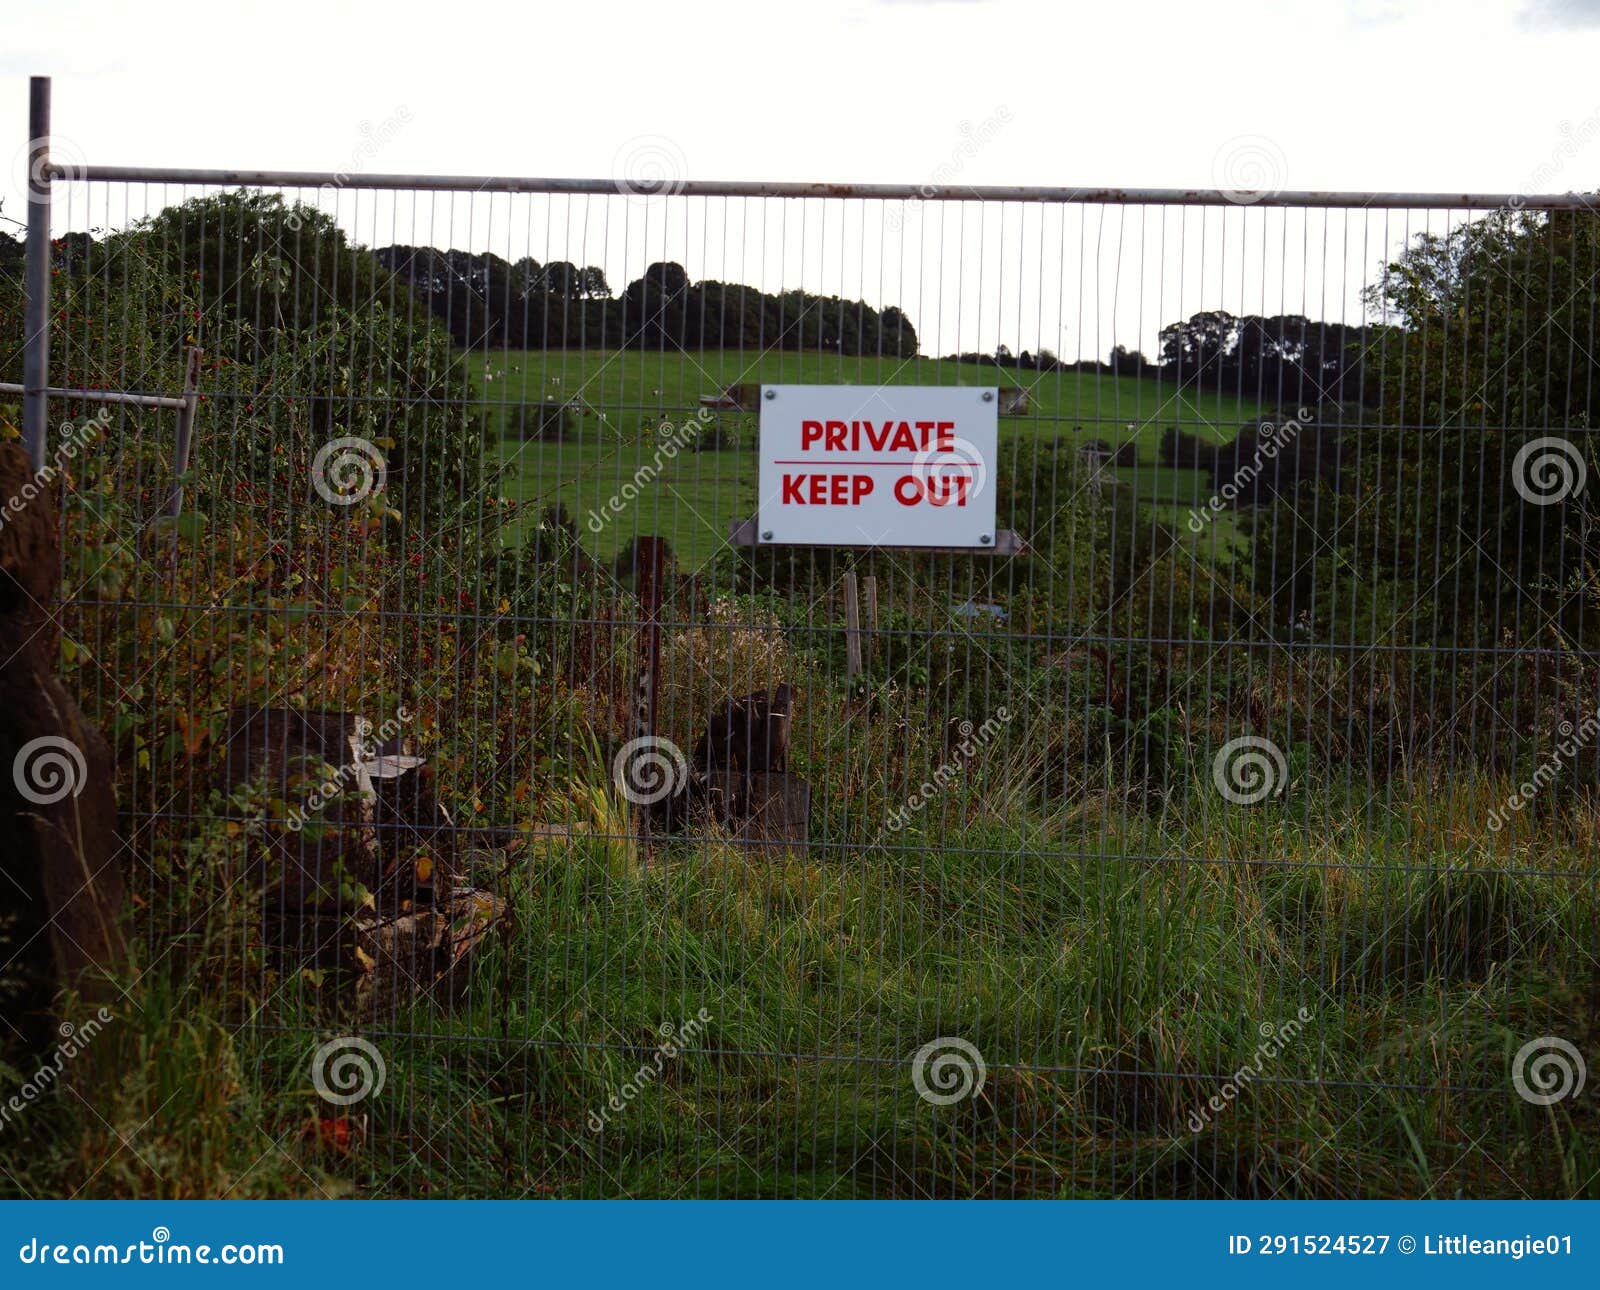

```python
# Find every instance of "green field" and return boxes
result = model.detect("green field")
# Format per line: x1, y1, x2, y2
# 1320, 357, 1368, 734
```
471, 351, 1270, 565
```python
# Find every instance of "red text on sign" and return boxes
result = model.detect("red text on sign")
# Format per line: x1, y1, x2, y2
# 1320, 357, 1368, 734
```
894, 474, 971, 507
781, 474, 876, 505
799, 420, 957, 453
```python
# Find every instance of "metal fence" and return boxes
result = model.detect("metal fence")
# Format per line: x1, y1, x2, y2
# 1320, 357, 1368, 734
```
11, 77, 1599, 1198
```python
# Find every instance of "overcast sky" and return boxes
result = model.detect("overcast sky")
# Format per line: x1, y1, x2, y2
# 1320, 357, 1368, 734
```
5, 0, 1600, 357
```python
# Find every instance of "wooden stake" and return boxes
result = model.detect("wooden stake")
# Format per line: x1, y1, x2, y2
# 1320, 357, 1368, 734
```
863, 575, 878, 667
843, 571, 862, 679
631, 536, 668, 842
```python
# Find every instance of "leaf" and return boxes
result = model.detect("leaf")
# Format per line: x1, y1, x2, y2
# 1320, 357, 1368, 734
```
338, 880, 376, 912
151, 511, 208, 542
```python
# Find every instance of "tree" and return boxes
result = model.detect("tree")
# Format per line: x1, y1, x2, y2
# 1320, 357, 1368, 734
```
120, 192, 486, 533
1158, 310, 1238, 381
1251, 206, 1600, 655
511, 256, 543, 298
1108, 344, 1150, 377
879, 306, 919, 358
540, 260, 582, 300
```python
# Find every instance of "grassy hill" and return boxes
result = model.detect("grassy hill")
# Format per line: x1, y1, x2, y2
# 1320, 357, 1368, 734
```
469, 350, 1270, 565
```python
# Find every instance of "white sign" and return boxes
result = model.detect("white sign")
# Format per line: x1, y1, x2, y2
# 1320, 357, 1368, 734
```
757, 385, 999, 547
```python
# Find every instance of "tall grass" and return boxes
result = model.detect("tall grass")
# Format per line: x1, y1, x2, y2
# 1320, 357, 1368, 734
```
6, 769, 1594, 1199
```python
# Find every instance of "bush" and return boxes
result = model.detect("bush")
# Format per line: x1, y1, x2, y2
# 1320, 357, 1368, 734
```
659, 595, 795, 751
507, 400, 576, 442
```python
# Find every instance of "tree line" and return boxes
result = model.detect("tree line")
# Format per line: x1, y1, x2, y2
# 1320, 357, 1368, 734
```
943, 313, 1379, 407
371, 248, 919, 356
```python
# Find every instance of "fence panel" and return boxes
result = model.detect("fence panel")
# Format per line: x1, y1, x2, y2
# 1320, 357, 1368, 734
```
18, 167, 1598, 1197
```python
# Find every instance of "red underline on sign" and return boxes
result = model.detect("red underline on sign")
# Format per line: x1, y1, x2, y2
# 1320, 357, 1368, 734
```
771, 460, 975, 467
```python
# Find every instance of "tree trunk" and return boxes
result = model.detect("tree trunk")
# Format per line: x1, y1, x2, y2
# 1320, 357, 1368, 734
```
0, 443, 124, 1051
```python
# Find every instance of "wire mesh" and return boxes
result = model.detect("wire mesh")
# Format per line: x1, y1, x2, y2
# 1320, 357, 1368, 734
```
14, 172, 1598, 1198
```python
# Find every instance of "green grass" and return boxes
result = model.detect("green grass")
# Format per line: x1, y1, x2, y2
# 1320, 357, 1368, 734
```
498, 439, 758, 567
13, 777, 1594, 1200
477, 350, 1271, 566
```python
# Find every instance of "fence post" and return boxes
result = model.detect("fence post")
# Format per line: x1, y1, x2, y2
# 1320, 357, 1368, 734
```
843, 572, 863, 679
23, 76, 51, 474
863, 575, 878, 668
633, 536, 668, 841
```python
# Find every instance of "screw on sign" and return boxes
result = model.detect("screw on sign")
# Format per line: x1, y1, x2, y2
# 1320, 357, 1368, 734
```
757, 385, 999, 549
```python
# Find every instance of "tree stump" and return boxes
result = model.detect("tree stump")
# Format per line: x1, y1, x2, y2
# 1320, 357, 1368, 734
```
0, 443, 124, 1051
705, 771, 810, 855
220, 705, 452, 911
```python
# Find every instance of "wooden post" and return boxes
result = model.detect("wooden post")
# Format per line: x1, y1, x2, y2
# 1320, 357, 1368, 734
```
863, 575, 878, 668
168, 346, 203, 519
843, 571, 862, 680
632, 536, 668, 841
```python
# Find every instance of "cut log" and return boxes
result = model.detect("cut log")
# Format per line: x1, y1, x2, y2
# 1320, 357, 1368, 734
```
349, 888, 506, 1019
278, 887, 507, 1021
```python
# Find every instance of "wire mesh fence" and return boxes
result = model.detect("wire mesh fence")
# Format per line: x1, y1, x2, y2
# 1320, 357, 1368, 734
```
7, 158, 1598, 1197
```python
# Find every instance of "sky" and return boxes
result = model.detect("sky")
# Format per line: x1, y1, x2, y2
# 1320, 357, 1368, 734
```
4, 0, 1600, 358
